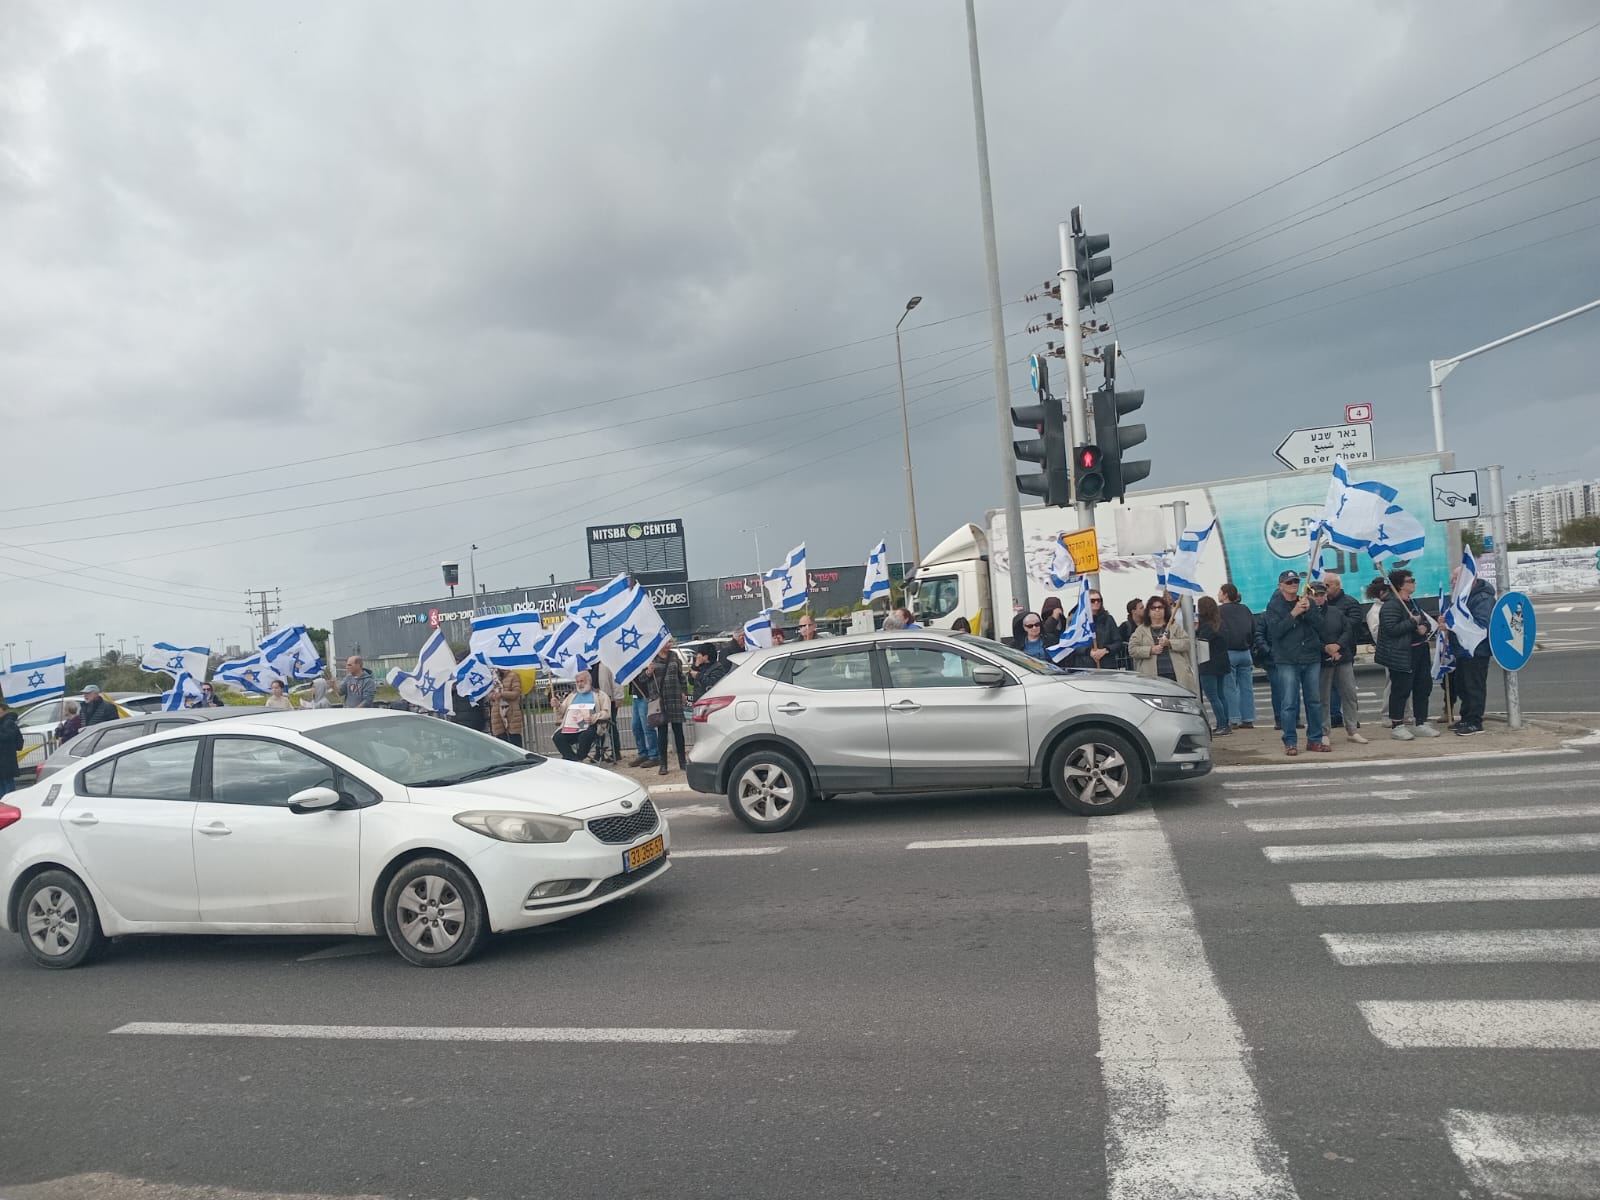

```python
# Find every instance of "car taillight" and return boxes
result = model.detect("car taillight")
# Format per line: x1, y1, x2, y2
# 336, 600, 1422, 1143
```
692, 695, 735, 723
0, 804, 21, 833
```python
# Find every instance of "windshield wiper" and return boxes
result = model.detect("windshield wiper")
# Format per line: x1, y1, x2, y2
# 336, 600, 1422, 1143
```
411, 757, 539, 788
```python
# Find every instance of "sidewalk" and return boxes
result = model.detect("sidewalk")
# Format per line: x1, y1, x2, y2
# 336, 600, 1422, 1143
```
1210, 715, 1589, 767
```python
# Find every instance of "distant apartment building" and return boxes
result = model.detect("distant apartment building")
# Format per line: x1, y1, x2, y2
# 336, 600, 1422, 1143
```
1505, 479, 1600, 542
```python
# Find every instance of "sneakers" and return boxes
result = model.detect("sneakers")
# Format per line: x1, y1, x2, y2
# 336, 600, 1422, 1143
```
1237, 722, 1255, 730
1211, 725, 1232, 736
1390, 724, 1415, 741
1413, 723, 1441, 738
1455, 722, 1484, 736
1348, 729, 1369, 744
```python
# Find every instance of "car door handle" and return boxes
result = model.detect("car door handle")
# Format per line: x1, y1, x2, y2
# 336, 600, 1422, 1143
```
198, 822, 232, 837
775, 702, 807, 715
67, 814, 98, 826
889, 700, 922, 713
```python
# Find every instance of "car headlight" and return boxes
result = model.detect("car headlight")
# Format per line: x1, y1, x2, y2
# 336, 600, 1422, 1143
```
1137, 694, 1203, 716
453, 811, 583, 843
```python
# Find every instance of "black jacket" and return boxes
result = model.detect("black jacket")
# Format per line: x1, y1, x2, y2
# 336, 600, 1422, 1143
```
1320, 591, 1364, 662
1251, 610, 1274, 667
1447, 580, 1496, 660
451, 688, 486, 732
1196, 623, 1230, 678
1065, 610, 1125, 669
691, 658, 731, 700
80, 696, 120, 727
0, 712, 20, 781
1219, 602, 1255, 652
1375, 595, 1427, 671
1264, 591, 1324, 667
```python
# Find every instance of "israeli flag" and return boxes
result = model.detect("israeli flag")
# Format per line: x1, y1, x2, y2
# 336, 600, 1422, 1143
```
1153, 552, 1169, 594
0, 654, 67, 705
585, 576, 674, 686
387, 667, 446, 713
1320, 461, 1400, 552
1165, 519, 1216, 596
470, 610, 548, 668
1368, 504, 1427, 564
743, 610, 774, 650
538, 612, 591, 682
1445, 547, 1489, 657
141, 641, 211, 683
1047, 581, 1096, 665
162, 671, 204, 712
258, 625, 325, 681
409, 630, 460, 706
763, 543, 808, 613
568, 574, 637, 650
1432, 584, 1456, 682
454, 653, 496, 703
215, 652, 283, 695
862, 541, 891, 604
1048, 536, 1079, 588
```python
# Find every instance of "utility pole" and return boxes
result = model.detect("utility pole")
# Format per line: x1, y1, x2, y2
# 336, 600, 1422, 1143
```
894, 296, 925, 566
470, 545, 480, 617
963, 0, 1028, 615
740, 525, 768, 585
96, 632, 105, 662
1168, 500, 1201, 687
245, 588, 281, 639
1485, 465, 1521, 730
3, 644, 13, 671
1058, 219, 1096, 590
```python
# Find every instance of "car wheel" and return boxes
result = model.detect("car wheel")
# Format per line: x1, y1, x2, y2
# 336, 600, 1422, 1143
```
18, 870, 106, 969
1048, 729, 1143, 816
727, 749, 811, 833
381, 858, 488, 967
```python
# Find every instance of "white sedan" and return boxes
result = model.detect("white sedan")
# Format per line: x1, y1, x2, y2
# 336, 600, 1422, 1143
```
0, 710, 670, 968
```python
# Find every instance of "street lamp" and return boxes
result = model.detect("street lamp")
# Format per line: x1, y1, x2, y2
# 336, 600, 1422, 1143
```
895, 295, 924, 568
740, 525, 769, 582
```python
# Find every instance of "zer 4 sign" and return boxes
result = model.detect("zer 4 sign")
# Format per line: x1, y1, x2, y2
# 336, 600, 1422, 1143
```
1274, 423, 1375, 471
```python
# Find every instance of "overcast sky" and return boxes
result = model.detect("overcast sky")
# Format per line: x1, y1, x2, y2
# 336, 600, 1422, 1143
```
4, 0, 1599, 663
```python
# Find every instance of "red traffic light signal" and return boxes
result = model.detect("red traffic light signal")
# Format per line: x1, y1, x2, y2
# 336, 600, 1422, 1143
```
1075, 444, 1106, 501
1078, 446, 1102, 471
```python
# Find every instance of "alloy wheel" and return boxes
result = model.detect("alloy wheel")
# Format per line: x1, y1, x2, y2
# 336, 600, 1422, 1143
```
737, 763, 796, 823
1060, 742, 1130, 807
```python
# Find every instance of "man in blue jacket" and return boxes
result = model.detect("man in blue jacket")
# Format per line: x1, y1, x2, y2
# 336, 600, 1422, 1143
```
1263, 570, 1327, 755
1449, 568, 1497, 736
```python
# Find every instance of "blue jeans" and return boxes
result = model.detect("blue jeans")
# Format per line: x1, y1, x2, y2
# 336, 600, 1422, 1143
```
1225, 649, 1257, 724
1272, 662, 1324, 746
0, 776, 14, 797
1201, 675, 1231, 730
631, 696, 659, 760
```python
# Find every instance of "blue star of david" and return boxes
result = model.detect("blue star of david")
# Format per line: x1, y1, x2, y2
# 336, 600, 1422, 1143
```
553, 647, 573, 665
1335, 494, 1349, 517
243, 669, 258, 684
469, 671, 486, 688
165, 654, 185, 671
581, 610, 602, 630
28, 671, 46, 688
497, 629, 522, 651
418, 672, 437, 693
617, 625, 642, 651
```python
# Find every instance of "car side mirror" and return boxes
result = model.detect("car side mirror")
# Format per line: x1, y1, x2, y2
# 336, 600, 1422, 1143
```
288, 786, 343, 814
972, 667, 1006, 688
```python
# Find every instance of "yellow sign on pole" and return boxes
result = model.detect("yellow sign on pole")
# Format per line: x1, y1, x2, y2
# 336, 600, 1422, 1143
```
1058, 528, 1101, 576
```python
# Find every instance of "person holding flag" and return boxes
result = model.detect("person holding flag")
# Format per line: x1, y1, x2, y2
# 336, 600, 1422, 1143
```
486, 669, 525, 747
1446, 550, 1496, 736
1262, 570, 1328, 756
1374, 568, 1440, 740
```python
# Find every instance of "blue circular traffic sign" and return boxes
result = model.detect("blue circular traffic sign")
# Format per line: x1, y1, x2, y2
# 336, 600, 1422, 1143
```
1488, 591, 1536, 672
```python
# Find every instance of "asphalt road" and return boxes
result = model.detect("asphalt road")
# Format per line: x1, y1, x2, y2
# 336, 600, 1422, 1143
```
4, 742, 1597, 1200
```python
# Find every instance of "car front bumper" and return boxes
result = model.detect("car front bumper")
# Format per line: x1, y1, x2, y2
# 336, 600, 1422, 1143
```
1145, 713, 1213, 783
470, 819, 673, 933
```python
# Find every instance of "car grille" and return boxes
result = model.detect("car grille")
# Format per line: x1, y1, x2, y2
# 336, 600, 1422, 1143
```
586, 797, 659, 844
591, 855, 669, 897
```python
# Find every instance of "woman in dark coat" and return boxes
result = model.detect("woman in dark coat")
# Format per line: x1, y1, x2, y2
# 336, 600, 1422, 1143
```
649, 643, 689, 776
1374, 568, 1438, 740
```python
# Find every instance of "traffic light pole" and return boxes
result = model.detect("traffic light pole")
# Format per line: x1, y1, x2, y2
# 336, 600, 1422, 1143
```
1058, 220, 1098, 588
1485, 464, 1521, 731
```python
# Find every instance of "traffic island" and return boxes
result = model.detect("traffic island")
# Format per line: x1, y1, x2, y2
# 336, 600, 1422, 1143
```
1208, 715, 1588, 768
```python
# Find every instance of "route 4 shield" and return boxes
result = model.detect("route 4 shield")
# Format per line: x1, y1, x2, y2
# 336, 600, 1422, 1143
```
1488, 591, 1536, 672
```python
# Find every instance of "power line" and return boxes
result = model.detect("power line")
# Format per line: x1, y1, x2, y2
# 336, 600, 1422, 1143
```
1122, 16, 1600, 262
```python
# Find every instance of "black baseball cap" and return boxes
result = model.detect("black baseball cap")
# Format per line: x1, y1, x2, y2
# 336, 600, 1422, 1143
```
1278, 570, 1301, 584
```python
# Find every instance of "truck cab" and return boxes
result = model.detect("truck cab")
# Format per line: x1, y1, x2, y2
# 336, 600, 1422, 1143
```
906, 524, 992, 638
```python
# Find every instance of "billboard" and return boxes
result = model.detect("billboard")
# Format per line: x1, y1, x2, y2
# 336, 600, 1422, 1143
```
585, 518, 689, 614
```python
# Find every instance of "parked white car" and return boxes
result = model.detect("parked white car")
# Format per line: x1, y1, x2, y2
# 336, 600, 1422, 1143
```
1, 710, 669, 968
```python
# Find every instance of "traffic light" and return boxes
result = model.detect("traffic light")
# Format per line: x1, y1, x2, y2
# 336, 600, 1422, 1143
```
1090, 342, 1150, 502
1013, 356, 1070, 506
1071, 207, 1113, 311
1075, 444, 1106, 502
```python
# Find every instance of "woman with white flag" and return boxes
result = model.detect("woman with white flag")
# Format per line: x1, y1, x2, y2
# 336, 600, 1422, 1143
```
1374, 568, 1439, 740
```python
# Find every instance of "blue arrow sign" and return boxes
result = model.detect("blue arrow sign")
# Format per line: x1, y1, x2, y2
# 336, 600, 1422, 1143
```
1028, 353, 1048, 397
1488, 591, 1536, 672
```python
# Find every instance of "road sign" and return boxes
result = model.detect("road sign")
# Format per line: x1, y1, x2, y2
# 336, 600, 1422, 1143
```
1430, 470, 1481, 521
1028, 353, 1048, 396
1488, 591, 1536, 672
1057, 527, 1101, 576
1345, 403, 1373, 423
1273, 423, 1375, 470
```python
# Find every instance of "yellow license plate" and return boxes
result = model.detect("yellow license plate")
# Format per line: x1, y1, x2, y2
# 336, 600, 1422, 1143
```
624, 835, 665, 872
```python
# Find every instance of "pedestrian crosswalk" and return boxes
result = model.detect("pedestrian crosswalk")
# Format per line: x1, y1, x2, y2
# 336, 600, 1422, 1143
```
1239, 757, 1600, 1195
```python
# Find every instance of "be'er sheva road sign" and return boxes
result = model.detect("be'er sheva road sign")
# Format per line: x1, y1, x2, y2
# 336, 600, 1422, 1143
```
1273, 423, 1375, 471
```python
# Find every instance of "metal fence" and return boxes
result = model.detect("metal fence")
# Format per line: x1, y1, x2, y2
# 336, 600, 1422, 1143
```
519, 699, 697, 760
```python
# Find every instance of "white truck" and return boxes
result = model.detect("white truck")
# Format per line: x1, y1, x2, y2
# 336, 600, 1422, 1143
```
908, 453, 1455, 636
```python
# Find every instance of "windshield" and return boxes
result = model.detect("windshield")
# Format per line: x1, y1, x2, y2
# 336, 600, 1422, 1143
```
911, 574, 961, 621
954, 633, 1065, 676
305, 715, 544, 786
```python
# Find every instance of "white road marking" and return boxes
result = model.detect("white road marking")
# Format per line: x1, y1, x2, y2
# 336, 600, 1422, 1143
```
1291, 875, 1600, 906
1555, 605, 1576, 612
655, 804, 726, 819
1227, 789, 1421, 808
1263, 832, 1600, 862
1446, 1109, 1600, 1199
1247, 801, 1600, 833
1090, 812, 1300, 1199
111, 1022, 796, 1045
906, 834, 1089, 850
1359, 1001, 1600, 1049
1222, 759, 1591, 790
1213, 747, 1580, 777
1322, 929, 1600, 965
671, 847, 785, 858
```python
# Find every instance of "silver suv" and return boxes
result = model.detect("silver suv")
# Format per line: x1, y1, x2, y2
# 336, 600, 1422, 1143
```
686, 631, 1211, 831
